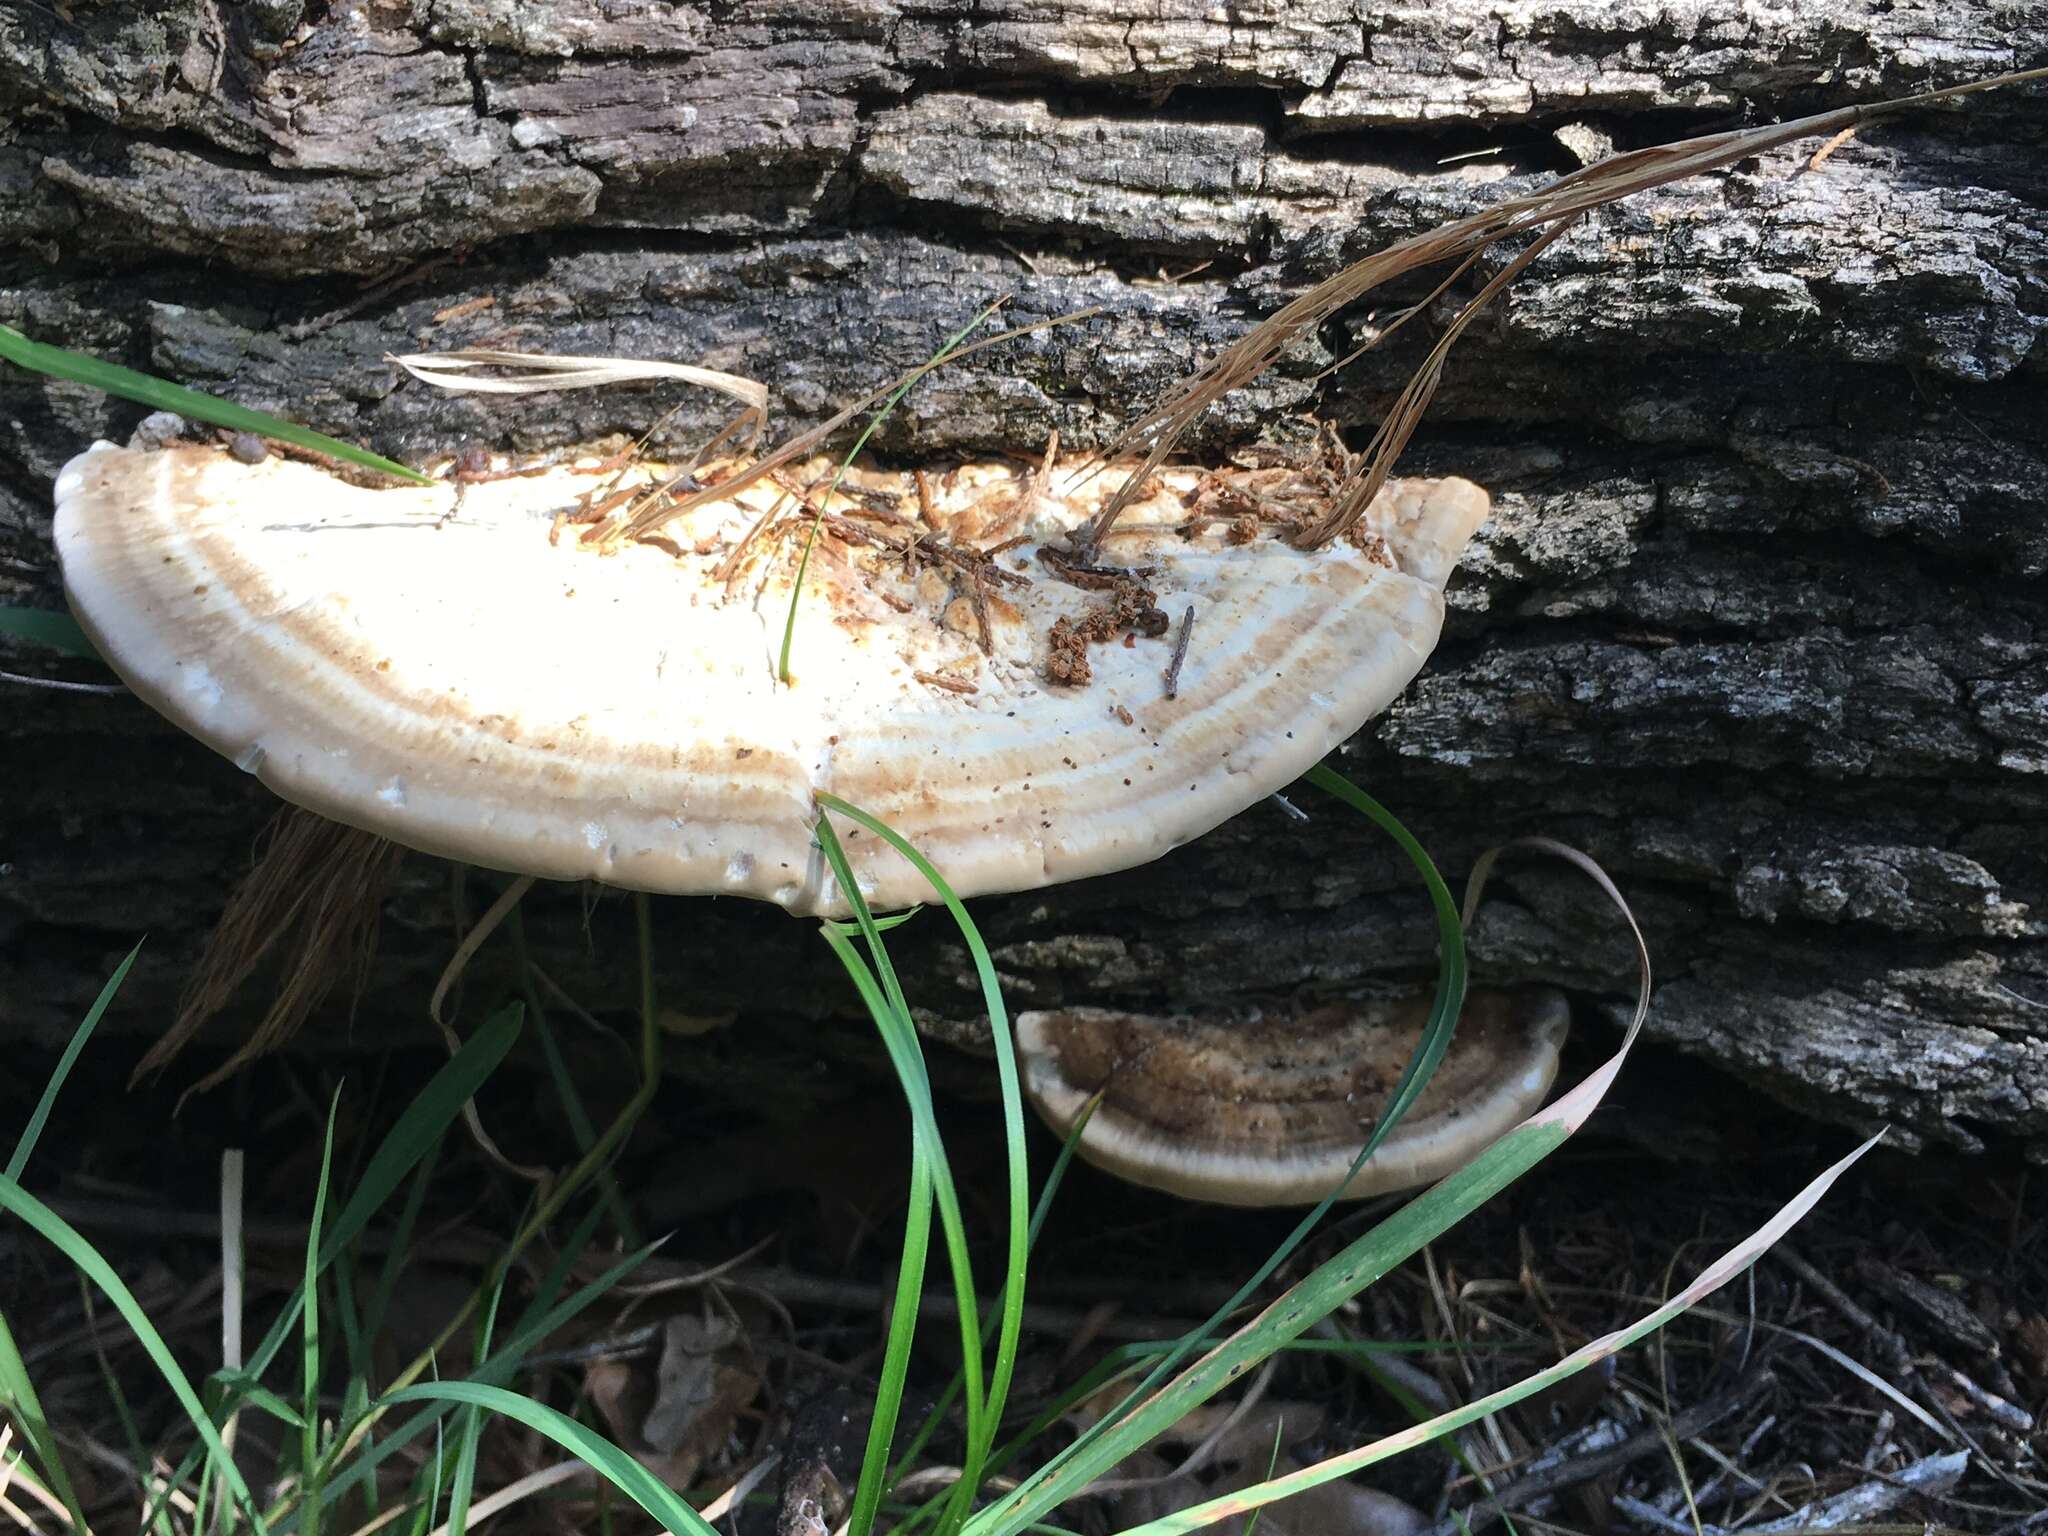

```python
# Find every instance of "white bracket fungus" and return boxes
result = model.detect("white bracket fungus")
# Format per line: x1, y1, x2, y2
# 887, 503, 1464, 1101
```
54, 441, 1487, 915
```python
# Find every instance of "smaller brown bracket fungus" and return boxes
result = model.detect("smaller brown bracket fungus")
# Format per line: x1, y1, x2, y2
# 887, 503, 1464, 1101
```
53, 442, 1488, 916
1015, 989, 1570, 1206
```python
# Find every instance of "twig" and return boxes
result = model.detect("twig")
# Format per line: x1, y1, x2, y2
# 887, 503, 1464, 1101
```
1747, 1448, 1968, 1532
704, 1454, 780, 1531
1935, 1362, 2033, 1434
1421, 1367, 1774, 1536
0, 669, 128, 695
1993, 1508, 2048, 1536
969, 572, 994, 655
1774, 1247, 2028, 1493
1036, 546, 1158, 589
1611, 1492, 1700, 1534
603, 1262, 1204, 1344
1164, 605, 1195, 699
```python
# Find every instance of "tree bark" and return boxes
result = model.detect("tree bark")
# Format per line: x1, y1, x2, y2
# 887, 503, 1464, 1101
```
3, 1, 2045, 1157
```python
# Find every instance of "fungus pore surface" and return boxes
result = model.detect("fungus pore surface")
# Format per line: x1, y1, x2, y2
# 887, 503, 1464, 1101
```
55, 443, 1488, 915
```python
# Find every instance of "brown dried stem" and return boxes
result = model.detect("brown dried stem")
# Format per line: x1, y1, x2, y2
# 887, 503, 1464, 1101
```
134, 807, 402, 1093
605, 306, 1102, 547
1079, 67, 2048, 554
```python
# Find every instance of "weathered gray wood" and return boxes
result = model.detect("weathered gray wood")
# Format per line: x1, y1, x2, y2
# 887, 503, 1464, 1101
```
2, 1, 2044, 1156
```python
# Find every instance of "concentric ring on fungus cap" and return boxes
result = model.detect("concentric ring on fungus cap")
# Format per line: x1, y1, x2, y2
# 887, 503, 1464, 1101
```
53, 442, 1488, 916
1016, 990, 1571, 1205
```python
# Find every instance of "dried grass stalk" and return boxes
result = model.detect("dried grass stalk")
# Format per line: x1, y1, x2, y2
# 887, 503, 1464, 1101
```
1080, 67, 2048, 553
603, 304, 1102, 546
133, 807, 403, 1092
390, 349, 769, 414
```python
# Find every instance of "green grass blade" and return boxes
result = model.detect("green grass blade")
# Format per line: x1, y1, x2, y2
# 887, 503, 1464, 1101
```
0, 607, 102, 662
810, 814, 990, 1532
292, 1236, 660, 1530
8, 940, 140, 1181
239, 1005, 522, 1388
376, 1383, 722, 1536
26, 954, 176, 1532
443, 1271, 509, 1536
501, 1201, 613, 1354
890, 1103, 1102, 1536
815, 922, 942, 1536
1105, 1134, 1884, 1536
890, 1095, 1097, 1495
0, 1177, 267, 1531
1239, 1421, 1285, 1536
1112, 1338, 1515, 1362
982, 766, 1468, 1502
777, 300, 1004, 683
962, 1333, 1523, 1531
0, 1309, 90, 1534
361, 1133, 443, 1381
301, 1091, 341, 1536
205, 1375, 308, 1429
968, 1120, 1572, 1536
439, 1369, 486, 1531
0, 324, 432, 484
813, 817, 915, 1026
332, 1248, 366, 1406
416, 1420, 446, 1536
844, 1076, 936, 1536
311, 944, 657, 1508
973, 813, 1659, 1536
84, 1277, 185, 1529
823, 906, 923, 936
196, 1016, 521, 1527
814, 793, 1034, 1532
1304, 765, 1467, 1144
527, 990, 638, 1246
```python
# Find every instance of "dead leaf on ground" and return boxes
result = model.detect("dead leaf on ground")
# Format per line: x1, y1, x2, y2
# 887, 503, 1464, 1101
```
586, 1308, 763, 1489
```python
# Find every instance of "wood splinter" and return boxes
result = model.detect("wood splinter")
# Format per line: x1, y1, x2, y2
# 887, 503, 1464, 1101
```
1165, 605, 1195, 700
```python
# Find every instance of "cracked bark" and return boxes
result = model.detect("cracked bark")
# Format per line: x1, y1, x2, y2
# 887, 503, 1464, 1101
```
3, 1, 2045, 1157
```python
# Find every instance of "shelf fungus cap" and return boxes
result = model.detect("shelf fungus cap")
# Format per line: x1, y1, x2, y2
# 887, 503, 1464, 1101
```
1016, 989, 1569, 1205
54, 442, 1488, 916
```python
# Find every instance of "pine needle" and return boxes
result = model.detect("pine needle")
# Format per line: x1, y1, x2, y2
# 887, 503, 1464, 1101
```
1078, 66, 2048, 554
601, 304, 1103, 546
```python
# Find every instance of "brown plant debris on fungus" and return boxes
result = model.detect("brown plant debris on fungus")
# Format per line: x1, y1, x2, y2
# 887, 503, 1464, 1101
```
54, 444, 1487, 916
